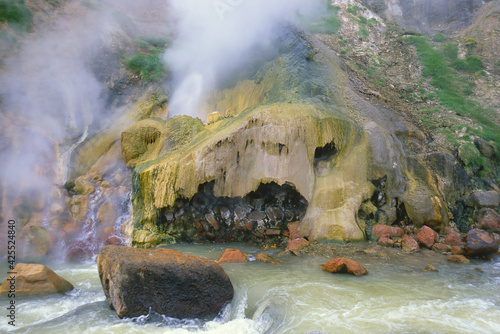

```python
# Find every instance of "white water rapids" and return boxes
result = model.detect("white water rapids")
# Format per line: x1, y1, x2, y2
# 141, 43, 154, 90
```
1, 243, 499, 334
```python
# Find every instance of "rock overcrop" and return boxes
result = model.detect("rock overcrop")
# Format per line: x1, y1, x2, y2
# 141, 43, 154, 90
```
97, 245, 234, 319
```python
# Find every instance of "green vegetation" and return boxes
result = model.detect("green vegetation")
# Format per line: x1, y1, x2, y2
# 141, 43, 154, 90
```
125, 36, 169, 82
305, 2, 341, 34
0, 0, 32, 32
358, 27, 369, 39
433, 33, 446, 42
451, 56, 483, 73
405, 36, 500, 161
346, 4, 363, 15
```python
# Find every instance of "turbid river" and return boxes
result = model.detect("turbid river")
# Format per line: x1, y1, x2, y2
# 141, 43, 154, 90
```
1, 243, 499, 334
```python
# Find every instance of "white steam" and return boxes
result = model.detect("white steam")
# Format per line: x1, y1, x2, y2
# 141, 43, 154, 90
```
164, 0, 324, 117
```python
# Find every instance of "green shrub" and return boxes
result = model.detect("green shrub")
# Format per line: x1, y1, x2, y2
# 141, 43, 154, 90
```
451, 56, 483, 73
347, 4, 362, 15
358, 27, 369, 39
358, 16, 368, 24
0, 0, 32, 32
433, 33, 446, 42
126, 53, 166, 82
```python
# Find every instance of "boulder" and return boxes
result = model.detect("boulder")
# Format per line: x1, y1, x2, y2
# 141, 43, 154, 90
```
423, 264, 438, 272
371, 224, 403, 238
416, 226, 439, 249
444, 230, 464, 246
402, 235, 420, 253
432, 243, 452, 253
451, 246, 465, 255
474, 137, 497, 158
216, 248, 249, 264
447, 255, 470, 264
256, 253, 282, 264
477, 208, 500, 232
464, 228, 499, 257
286, 238, 310, 255
323, 257, 368, 276
97, 245, 234, 319
287, 222, 301, 240
469, 190, 500, 208
377, 233, 394, 247
0, 263, 73, 296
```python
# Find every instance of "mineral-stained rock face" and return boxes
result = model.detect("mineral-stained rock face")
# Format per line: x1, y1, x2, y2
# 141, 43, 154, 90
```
323, 257, 368, 276
97, 245, 234, 319
126, 27, 453, 246
464, 228, 499, 257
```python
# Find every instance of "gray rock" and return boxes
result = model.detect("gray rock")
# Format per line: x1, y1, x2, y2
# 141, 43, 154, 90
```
469, 190, 500, 208
465, 228, 499, 257
474, 138, 497, 158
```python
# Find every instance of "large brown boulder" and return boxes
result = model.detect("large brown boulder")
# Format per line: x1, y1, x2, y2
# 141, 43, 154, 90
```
97, 245, 234, 319
416, 226, 439, 249
464, 228, 499, 257
323, 257, 368, 276
0, 263, 73, 296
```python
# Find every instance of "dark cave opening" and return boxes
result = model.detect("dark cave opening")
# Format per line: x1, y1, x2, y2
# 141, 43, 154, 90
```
314, 140, 337, 162
159, 181, 308, 243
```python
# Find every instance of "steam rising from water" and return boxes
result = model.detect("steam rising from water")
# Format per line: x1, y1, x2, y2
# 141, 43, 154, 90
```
164, 0, 324, 117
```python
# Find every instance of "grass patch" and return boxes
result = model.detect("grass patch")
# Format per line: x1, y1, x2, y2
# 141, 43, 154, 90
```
358, 27, 369, 39
0, 0, 32, 32
405, 36, 500, 156
305, 2, 341, 34
433, 33, 446, 42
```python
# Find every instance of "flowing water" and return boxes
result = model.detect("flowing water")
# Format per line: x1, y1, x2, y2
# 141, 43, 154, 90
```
1, 243, 499, 334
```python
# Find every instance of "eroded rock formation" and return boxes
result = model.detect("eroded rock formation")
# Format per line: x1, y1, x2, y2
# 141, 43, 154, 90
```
125, 27, 455, 247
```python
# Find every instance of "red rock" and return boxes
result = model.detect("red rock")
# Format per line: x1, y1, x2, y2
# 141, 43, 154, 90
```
377, 234, 394, 247
205, 213, 220, 231
444, 231, 464, 246
372, 224, 403, 238
287, 222, 300, 240
416, 226, 439, 249
286, 238, 310, 255
447, 255, 470, 263
402, 235, 420, 253
66, 242, 93, 262
451, 246, 465, 255
478, 208, 500, 232
323, 257, 368, 276
256, 253, 282, 264
432, 243, 452, 253
465, 228, 499, 257
216, 248, 249, 264
193, 221, 204, 231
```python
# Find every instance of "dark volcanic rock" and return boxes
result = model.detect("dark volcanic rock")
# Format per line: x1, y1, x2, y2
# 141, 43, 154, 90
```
97, 245, 234, 319
465, 228, 499, 257
323, 257, 368, 276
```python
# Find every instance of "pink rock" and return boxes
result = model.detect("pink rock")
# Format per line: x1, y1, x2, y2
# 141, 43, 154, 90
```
402, 235, 420, 253
444, 231, 464, 246
378, 234, 394, 247
372, 224, 404, 238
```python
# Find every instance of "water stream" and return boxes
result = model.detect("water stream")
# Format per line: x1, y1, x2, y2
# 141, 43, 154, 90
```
1, 244, 499, 333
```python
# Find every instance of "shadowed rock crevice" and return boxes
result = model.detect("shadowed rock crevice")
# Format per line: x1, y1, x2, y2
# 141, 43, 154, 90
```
156, 182, 308, 243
